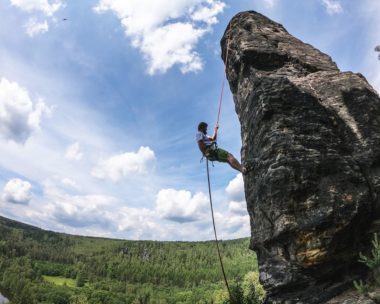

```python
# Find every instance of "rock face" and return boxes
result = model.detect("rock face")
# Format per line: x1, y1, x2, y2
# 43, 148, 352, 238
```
222, 11, 380, 303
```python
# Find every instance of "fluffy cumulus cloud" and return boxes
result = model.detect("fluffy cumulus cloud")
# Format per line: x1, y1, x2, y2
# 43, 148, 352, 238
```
25, 18, 48, 37
64, 142, 83, 161
321, 0, 343, 15
43, 181, 116, 228
94, 0, 225, 74
225, 173, 245, 202
216, 211, 250, 235
0, 176, 249, 240
116, 206, 159, 236
228, 201, 247, 216
214, 174, 250, 237
2, 178, 33, 205
156, 188, 208, 223
10, 0, 63, 36
10, 0, 63, 16
52, 195, 114, 228
0, 78, 49, 143
91, 146, 156, 182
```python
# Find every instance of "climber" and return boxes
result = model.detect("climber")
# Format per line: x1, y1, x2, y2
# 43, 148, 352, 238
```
196, 122, 245, 173
375, 45, 380, 60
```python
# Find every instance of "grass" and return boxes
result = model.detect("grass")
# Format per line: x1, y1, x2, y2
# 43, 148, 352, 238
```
42, 275, 77, 288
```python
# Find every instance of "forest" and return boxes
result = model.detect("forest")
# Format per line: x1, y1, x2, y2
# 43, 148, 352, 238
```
0, 216, 262, 304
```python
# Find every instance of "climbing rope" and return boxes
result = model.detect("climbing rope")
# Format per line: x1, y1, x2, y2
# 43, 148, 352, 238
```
204, 25, 233, 301
216, 28, 232, 127
206, 159, 232, 300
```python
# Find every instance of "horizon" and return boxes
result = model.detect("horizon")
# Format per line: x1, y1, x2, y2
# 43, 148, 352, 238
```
0, 0, 379, 241
0, 214, 249, 243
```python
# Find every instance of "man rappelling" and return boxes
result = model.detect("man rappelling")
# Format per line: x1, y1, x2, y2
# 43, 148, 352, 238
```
196, 122, 246, 173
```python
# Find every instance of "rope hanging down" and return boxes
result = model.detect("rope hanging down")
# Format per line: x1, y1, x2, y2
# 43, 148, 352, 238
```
206, 159, 232, 300
205, 29, 234, 300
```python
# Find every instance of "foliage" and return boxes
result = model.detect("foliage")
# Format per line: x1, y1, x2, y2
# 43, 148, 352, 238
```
242, 271, 266, 304
76, 272, 86, 287
43, 275, 76, 287
355, 233, 380, 295
70, 294, 90, 304
230, 282, 245, 304
353, 279, 370, 295
359, 234, 380, 269
214, 288, 230, 304
0, 215, 259, 303
213, 273, 265, 304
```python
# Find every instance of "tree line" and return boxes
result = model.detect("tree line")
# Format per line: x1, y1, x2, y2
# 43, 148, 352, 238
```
0, 216, 262, 303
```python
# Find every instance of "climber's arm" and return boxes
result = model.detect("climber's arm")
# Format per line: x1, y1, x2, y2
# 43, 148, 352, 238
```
209, 125, 219, 141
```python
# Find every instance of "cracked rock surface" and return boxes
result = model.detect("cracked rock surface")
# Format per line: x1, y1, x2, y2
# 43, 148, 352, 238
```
222, 11, 380, 303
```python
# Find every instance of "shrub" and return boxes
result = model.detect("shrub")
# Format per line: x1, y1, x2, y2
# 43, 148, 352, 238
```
213, 274, 266, 304
214, 288, 229, 304
242, 272, 266, 304
359, 234, 380, 269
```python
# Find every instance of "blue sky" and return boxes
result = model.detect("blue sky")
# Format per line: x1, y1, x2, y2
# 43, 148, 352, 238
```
0, 0, 379, 241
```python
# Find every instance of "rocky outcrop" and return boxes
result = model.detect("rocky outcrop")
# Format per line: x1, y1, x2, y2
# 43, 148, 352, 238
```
222, 11, 380, 303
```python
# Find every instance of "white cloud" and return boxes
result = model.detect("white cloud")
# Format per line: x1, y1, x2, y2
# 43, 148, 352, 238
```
0, 176, 250, 240
94, 0, 225, 74
10, 0, 63, 16
91, 146, 156, 182
10, 0, 63, 36
156, 188, 208, 223
61, 177, 78, 189
0, 78, 50, 144
64, 142, 83, 161
321, 0, 343, 15
210, 174, 249, 237
116, 206, 157, 233
190, 1, 225, 26
25, 18, 48, 37
225, 173, 245, 202
217, 212, 250, 235
263, 0, 276, 8
2, 178, 32, 205
43, 181, 116, 228
228, 201, 247, 216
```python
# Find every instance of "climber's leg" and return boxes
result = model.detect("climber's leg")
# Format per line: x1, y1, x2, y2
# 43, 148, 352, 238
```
226, 153, 243, 173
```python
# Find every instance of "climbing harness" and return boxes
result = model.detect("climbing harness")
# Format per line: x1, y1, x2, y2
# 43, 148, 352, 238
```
206, 159, 232, 300
204, 26, 233, 301
205, 142, 219, 161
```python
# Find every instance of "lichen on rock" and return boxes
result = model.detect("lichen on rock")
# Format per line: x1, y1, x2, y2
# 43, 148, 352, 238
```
222, 11, 380, 303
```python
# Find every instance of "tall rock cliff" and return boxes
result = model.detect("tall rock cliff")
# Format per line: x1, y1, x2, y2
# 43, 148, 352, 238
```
222, 11, 380, 303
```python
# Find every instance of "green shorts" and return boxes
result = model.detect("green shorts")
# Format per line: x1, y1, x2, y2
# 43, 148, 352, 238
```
205, 146, 229, 163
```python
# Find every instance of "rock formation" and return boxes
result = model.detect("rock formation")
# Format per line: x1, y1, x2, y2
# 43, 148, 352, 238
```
222, 11, 380, 303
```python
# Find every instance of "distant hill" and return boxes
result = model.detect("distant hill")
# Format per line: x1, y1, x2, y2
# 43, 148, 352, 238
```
0, 215, 258, 304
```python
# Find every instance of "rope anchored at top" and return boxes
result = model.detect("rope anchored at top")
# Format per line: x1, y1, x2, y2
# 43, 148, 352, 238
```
216, 26, 232, 127
206, 24, 234, 301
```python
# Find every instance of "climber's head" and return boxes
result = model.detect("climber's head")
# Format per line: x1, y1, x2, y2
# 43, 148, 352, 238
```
198, 122, 208, 134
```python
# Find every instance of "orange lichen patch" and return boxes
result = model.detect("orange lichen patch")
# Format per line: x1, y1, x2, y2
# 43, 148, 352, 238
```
296, 248, 327, 266
295, 232, 319, 249
295, 232, 314, 245
294, 231, 335, 265
341, 193, 353, 203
